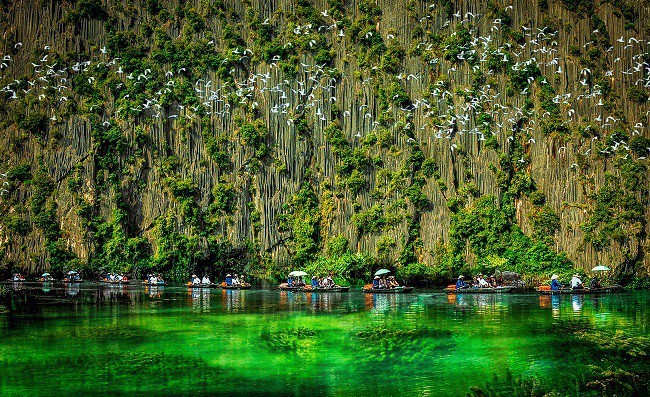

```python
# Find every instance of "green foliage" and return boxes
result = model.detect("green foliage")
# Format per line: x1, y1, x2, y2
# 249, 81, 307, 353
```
6, 163, 31, 182
66, 0, 108, 22
210, 182, 237, 215
352, 204, 385, 235
529, 205, 560, 245
17, 110, 48, 138
449, 196, 571, 278
627, 86, 648, 104
304, 252, 375, 281
581, 159, 647, 272
326, 235, 350, 257
277, 183, 321, 267
3, 214, 31, 235
561, 0, 595, 16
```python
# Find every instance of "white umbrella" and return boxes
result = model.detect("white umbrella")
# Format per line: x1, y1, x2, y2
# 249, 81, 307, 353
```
288, 270, 308, 277
42, 273, 51, 277
591, 265, 610, 271
374, 269, 391, 276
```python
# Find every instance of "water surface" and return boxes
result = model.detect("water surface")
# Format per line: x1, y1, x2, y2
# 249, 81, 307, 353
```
1, 284, 648, 396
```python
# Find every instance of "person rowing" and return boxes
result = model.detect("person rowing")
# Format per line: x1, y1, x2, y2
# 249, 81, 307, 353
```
550, 274, 562, 290
455, 275, 468, 289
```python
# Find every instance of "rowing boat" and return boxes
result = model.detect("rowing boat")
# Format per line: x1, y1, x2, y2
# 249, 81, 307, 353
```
99, 279, 131, 285
306, 286, 350, 292
444, 285, 514, 294
363, 285, 413, 293
220, 283, 252, 290
187, 283, 218, 288
142, 280, 165, 286
537, 285, 623, 294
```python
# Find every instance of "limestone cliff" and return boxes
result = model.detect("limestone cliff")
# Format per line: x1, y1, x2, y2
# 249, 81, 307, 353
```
0, 0, 648, 282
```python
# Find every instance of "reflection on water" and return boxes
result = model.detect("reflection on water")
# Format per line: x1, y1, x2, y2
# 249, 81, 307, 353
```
0, 284, 647, 397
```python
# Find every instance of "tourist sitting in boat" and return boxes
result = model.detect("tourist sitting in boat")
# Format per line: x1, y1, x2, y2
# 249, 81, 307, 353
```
551, 274, 562, 290
190, 274, 201, 285
11, 273, 25, 281
232, 274, 241, 286
589, 277, 601, 289
372, 276, 380, 289
489, 276, 498, 287
225, 274, 233, 286
477, 274, 489, 288
570, 274, 584, 290
202, 275, 211, 284
388, 276, 399, 288
287, 276, 293, 286
311, 276, 319, 288
455, 275, 469, 289
379, 277, 388, 289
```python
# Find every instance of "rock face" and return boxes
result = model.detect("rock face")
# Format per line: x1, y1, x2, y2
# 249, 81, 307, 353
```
0, 0, 648, 281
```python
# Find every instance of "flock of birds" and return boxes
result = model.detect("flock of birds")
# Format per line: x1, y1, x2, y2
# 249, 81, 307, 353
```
0, 3, 649, 197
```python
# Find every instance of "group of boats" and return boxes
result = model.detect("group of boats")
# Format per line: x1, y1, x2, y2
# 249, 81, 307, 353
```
4, 268, 625, 295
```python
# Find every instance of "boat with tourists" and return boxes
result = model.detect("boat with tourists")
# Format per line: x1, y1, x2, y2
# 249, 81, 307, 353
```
142, 274, 165, 286
536, 285, 623, 294
63, 270, 82, 283
363, 268, 413, 293
445, 285, 514, 293
279, 271, 350, 292
99, 273, 131, 284
38, 273, 56, 282
6, 273, 26, 282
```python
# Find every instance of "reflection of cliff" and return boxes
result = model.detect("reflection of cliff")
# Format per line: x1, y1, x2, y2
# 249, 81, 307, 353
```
0, 0, 648, 278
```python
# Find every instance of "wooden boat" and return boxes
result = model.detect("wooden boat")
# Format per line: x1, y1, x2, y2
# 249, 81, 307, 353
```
220, 283, 252, 290
278, 283, 306, 291
99, 279, 131, 285
363, 285, 413, 293
537, 285, 623, 295
142, 280, 165, 286
187, 282, 218, 288
445, 285, 514, 294
62, 278, 83, 283
306, 286, 350, 292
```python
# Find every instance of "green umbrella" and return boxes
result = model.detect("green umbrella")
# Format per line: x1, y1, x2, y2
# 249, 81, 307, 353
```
288, 270, 308, 277
591, 265, 611, 271
374, 269, 391, 276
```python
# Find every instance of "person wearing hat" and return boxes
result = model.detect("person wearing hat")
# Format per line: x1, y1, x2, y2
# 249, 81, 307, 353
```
201, 274, 211, 285
570, 273, 583, 290
455, 275, 468, 289
311, 276, 319, 288
225, 274, 233, 286
191, 274, 201, 285
477, 274, 489, 288
372, 276, 380, 289
550, 274, 562, 290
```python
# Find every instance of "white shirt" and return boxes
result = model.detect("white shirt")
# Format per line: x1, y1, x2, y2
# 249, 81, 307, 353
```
202, 276, 210, 284
570, 276, 582, 288
478, 277, 489, 287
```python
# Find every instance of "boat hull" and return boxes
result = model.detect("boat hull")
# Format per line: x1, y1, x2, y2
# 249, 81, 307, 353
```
445, 286, 514, 294
221, 284, 252, 290
537, 285, 623, 294
363, 286, 413, 293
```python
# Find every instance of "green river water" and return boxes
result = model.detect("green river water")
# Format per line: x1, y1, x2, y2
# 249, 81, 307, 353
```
0, 283, 648, 396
